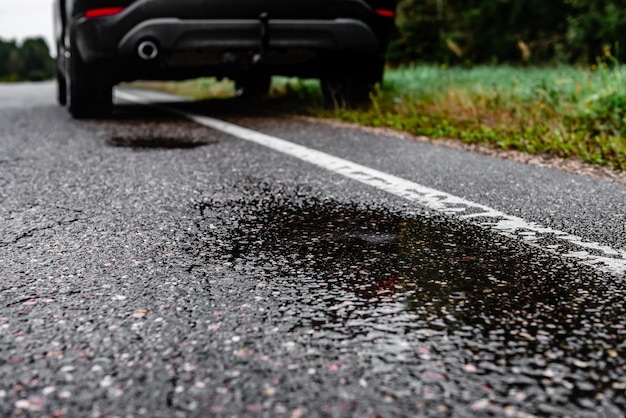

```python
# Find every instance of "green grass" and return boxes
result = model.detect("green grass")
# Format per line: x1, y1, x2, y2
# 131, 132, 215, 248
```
130, 77, 237, 99
131, 63, 626, 170
370, 64, 626, 169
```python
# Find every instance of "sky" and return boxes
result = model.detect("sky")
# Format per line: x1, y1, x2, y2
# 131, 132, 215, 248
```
0, 0, 55, 50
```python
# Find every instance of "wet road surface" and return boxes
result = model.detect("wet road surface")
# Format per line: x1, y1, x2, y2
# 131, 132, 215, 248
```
0, 83, 625, 417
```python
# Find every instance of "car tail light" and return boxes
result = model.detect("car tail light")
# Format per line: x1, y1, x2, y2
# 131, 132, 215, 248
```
84, 7, 125, 19
375, 9, 396, 18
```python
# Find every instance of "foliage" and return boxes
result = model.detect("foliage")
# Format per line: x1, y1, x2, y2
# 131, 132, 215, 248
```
0, 37, 54, 82
389, 0, 626, 65
371, 64, 626, 169
271, 65, 626, 170
0, 39, 20, 81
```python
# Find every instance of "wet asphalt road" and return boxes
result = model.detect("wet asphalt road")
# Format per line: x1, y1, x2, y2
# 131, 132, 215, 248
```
1, 82, 625, 417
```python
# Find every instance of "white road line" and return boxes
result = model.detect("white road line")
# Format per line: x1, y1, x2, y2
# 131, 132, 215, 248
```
116, 90, 626, 276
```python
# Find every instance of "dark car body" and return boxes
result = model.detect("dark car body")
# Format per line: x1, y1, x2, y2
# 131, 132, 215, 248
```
53, 0, 398, 117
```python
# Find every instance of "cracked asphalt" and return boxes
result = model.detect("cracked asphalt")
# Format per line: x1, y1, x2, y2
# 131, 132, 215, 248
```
0, 82, 625, 417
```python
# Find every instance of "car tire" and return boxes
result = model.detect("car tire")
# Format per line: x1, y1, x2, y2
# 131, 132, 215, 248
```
320, 58, 384, 108
56, 66, 67, 106
235, 74, 272, 98
321, 75, 378, 108
66, 43, 113, 119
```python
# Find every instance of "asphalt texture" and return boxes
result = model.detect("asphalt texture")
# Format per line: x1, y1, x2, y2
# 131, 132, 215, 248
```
0, 82, 625, 417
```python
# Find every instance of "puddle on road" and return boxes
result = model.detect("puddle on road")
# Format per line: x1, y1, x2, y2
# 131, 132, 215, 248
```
86, 114, 217, 150
107, 134, 213, 149
196, 185, 626, 416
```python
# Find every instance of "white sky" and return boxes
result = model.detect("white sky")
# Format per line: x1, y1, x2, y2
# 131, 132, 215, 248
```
0, 0, 55, 49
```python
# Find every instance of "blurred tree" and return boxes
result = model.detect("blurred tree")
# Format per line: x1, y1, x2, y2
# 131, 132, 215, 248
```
18, 38, 55, 81
0, 37, 54, 81
387, 0, 442, 64
0, 39, 19, 81
453, 0, 571, 63
388, 0, 626, 65
564, 0, 626, 62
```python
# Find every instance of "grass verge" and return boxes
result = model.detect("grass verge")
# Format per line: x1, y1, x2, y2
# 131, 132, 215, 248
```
131, 64, 626, 171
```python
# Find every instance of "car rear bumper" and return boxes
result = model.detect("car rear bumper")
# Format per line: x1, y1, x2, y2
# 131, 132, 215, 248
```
75, 16, 383, 64
70, 0, 395, 59
66, 0, 395, 81
116, 18, 379, 57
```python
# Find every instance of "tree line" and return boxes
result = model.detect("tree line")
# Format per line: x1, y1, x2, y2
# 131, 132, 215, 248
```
0, 37, 55, 82
389, 0, 626, 65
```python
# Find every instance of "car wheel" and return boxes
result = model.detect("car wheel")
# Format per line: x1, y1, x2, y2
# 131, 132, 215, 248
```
321, 58, 384, 108
235, 74, 272, 98
66, 44, 113, 119
320, 75, 378, 108
56, 65, 67, 106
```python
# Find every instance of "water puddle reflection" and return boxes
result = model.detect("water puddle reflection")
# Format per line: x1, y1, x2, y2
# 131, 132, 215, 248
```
196, 185, 625, 416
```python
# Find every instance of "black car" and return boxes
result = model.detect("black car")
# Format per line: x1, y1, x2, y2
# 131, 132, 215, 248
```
53, 0, 398, 118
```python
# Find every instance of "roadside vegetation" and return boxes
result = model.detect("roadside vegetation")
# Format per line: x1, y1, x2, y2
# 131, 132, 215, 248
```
133, 61, 626, 171
0, 37, 54, 82
322, 63, 626, 171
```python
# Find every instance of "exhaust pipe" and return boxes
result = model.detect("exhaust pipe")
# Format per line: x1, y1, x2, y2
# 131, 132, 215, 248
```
137, 40, 158, 60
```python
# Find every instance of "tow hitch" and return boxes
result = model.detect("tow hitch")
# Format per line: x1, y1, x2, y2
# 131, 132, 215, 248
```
253, 12, 270, 65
